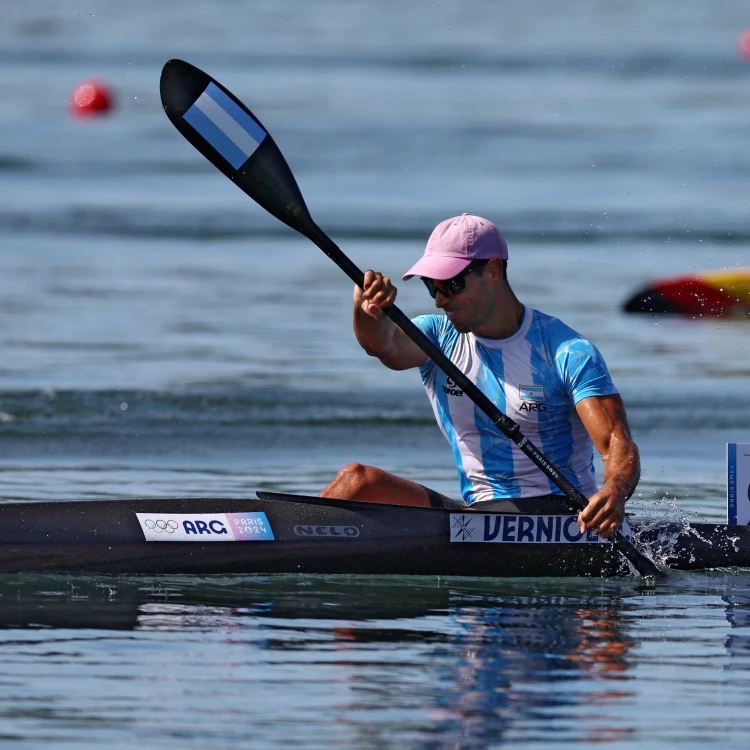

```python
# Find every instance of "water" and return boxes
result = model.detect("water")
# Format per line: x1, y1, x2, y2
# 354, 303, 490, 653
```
1, 0, 750, 746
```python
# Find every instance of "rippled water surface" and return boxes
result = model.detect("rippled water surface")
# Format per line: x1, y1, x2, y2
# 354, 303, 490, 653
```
3, 574, 750, 748
2, 0, 750, 746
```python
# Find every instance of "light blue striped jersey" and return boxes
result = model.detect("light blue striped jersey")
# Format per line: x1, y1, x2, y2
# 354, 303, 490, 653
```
413, 307, 618, 504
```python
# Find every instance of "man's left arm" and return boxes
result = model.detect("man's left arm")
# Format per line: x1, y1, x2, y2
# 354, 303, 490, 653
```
574, 394, 641, 538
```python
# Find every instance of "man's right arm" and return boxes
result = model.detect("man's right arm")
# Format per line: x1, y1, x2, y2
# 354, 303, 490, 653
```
354, 270, 429, 371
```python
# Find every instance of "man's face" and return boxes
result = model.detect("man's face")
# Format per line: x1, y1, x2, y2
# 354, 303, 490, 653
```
423, 260, 495, 334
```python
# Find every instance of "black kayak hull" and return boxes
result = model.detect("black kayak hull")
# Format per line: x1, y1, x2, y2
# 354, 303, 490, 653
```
0, 492, 746, 577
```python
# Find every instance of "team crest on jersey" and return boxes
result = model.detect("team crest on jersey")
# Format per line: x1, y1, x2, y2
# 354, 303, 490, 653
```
519, 384, 546, 412
519, 384, 545, 401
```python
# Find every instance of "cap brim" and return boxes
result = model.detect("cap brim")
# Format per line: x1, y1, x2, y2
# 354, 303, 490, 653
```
402, 255, 472, 281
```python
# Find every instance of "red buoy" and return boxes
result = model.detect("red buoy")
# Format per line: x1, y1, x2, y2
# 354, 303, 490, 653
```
69, 80, 114, 117
738, 29, 750, 62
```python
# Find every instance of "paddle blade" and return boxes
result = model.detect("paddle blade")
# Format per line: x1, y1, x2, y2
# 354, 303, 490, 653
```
160, 59, 317, 239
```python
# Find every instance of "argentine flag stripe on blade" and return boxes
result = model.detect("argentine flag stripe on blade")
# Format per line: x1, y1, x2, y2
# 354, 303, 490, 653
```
183, 82, 267, 169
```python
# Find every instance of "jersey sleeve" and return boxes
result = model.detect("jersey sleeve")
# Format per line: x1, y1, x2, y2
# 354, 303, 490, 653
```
554, 337, 618, 404
412, 314, 445, 381
412, 314, 444, 343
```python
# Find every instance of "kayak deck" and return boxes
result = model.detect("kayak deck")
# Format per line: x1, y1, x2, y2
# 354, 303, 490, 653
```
0, 492, 746, 576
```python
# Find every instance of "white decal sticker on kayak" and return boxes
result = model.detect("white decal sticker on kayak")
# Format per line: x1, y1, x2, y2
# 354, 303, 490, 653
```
136, 512, 274, 542
449, 514, 631, 544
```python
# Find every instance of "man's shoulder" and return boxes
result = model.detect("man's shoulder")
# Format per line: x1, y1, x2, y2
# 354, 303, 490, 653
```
526, 309, 607, 374
413, 312, 447, 332
528, 308, 590, 345
412, 314, 459, 351
413, 313, 445, 324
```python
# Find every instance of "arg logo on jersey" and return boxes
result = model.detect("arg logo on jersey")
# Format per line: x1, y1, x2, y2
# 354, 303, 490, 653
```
518, 384, 547, 412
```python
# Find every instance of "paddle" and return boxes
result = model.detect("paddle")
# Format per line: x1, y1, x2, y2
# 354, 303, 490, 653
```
159, 58, 664, 580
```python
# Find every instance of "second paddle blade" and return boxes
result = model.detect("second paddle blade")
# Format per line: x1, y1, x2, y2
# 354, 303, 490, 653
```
159, 58, 317, 239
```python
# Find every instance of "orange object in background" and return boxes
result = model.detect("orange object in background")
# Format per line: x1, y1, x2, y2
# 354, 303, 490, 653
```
738, 29, 750, 61
69, 79, 114, 117
623, 268, 750, 317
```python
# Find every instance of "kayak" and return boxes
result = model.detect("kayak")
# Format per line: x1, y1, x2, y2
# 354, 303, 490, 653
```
0, 492, 746, 577
623, 268, 750, 316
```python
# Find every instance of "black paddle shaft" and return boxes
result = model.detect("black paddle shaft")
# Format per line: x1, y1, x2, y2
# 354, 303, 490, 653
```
159, 59, 663, 579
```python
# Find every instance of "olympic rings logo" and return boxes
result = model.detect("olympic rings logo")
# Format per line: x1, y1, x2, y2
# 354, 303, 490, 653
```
144, 518, 179, 534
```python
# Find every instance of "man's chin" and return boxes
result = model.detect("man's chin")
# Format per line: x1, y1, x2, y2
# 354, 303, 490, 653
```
447, 314, 471, 334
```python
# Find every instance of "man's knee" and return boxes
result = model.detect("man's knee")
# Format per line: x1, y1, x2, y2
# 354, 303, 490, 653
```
334, 463, 381, 491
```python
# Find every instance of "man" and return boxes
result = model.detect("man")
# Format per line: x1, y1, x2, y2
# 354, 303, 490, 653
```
320, 214, 640, 538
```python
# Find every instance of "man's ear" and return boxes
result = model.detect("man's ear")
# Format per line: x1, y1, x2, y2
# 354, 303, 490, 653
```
486, 258, 506, 282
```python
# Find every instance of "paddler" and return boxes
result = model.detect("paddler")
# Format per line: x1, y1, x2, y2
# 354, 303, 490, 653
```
319, 214, 640, 539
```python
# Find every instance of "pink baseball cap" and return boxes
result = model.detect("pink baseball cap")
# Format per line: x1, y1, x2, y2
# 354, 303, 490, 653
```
402, 214, 508, 281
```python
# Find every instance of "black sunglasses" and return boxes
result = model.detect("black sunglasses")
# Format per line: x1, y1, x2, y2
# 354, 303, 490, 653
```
421, 260, 490, 299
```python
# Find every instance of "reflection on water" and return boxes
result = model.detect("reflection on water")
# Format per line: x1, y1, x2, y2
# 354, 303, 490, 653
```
330, 600, 638, 747
0, 574, 642, 746
2, 574, 750, 744
723, 594, 750, 679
